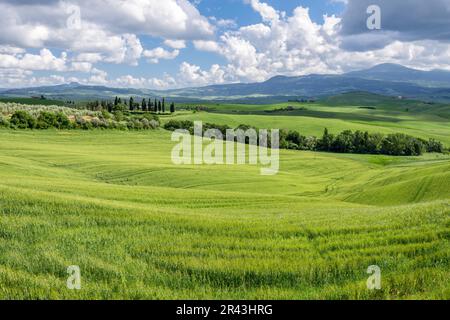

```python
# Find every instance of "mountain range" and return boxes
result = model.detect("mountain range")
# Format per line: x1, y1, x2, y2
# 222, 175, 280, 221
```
1, 64, 450, 103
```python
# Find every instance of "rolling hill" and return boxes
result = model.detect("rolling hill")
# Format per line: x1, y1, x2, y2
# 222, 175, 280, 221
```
0, 129, 449, 299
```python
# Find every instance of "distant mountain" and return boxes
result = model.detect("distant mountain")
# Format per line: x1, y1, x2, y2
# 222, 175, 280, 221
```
0, 82, 159, 101
346, 63, 450, 87
164, 74, 433, 98
1, 64, 450, 103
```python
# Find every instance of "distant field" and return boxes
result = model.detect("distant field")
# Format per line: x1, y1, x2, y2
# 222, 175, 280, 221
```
173, 94, 450, 145
0, 97, 65, 106
0, 129, 449, 299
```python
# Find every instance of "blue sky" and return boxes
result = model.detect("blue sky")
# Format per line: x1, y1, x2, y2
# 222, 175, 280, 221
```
102, 0, 347, 80
0, 0, 449, 88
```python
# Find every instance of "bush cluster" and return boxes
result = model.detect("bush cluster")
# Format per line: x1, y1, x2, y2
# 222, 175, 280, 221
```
0, 109, 160, 131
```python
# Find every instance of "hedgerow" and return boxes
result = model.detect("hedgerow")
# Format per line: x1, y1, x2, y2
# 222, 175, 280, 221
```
0, 103, 160, 131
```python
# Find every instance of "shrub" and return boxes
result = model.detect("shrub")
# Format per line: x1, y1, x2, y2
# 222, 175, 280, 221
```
132, 119, 143, 130
101, 110, 112, 120
75, 116, 85, 129
426, 139, 444, 153
91, 118, 102, 128
113, 103, 127, 113
116, 122, 128, 131
141, 118, 150, 129
0, 115, 9, 127
55, 112, 71, 129
10, 110, 36, 129
142, 113, 159, 122
127, 120, 135, 130
114, 111, 125, 122
164, 120, 193, 131
149, 120, 159, 129
37, 111, 57, 129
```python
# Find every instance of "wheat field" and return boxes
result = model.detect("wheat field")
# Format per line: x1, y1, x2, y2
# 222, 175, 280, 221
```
0, 129, 448, 299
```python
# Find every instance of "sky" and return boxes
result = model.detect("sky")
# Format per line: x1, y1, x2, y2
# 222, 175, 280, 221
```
0, 0, 449, 89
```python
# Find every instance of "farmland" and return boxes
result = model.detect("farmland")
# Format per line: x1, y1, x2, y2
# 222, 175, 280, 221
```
2, 0, 450, 303
0, 125, 449, 299
171, 94, 450, 146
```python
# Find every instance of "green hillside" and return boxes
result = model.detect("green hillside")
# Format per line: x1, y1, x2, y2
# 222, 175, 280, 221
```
0, 129, 449, 299
172, 96, 450, 145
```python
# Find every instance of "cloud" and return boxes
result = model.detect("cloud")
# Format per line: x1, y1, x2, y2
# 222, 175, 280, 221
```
0, 0, 213, 66
143, 47, 180, 64
339, 0, 450, 50
209, 17, 238, 29
193, 40, 221, 53
73, 53, 103, 64
164, 39, 186, 49
178, 62, 227, 86
0, 49, 67, 72
191, 0, 450, 83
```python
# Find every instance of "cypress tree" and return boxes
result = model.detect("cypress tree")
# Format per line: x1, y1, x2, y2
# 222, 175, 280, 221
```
129, 97, 134, 111
170, 102, 175, 113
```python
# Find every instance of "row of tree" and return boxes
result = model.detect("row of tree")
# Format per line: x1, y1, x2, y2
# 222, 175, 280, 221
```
163, 120, 446, 156
86, 97, 176, 114
115, 96, 175, 113
285, 128, 444, 156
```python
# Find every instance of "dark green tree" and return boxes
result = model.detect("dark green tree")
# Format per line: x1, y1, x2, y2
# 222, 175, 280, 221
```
148, 100, 153, 112
331, 130, 355, 153
170, 102, 175, 113
318, 128, 334, 151
129, 97, 134, 111
427, 139, 444, 153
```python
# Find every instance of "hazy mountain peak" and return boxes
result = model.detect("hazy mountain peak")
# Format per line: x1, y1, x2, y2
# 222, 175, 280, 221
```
365, 63, 414, 72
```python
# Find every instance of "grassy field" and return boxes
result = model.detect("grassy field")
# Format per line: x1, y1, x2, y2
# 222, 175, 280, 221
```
0, 128, 449, 299
173, 93, 450, 145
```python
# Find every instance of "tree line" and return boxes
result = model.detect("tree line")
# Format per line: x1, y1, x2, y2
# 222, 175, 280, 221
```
164, 120, 446, 156
86, 97, 176, 114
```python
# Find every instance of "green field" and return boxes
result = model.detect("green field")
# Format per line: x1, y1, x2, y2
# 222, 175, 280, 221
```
0, 97, 65, 106
0, 126, 449, 299
174, 94, 450, 146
